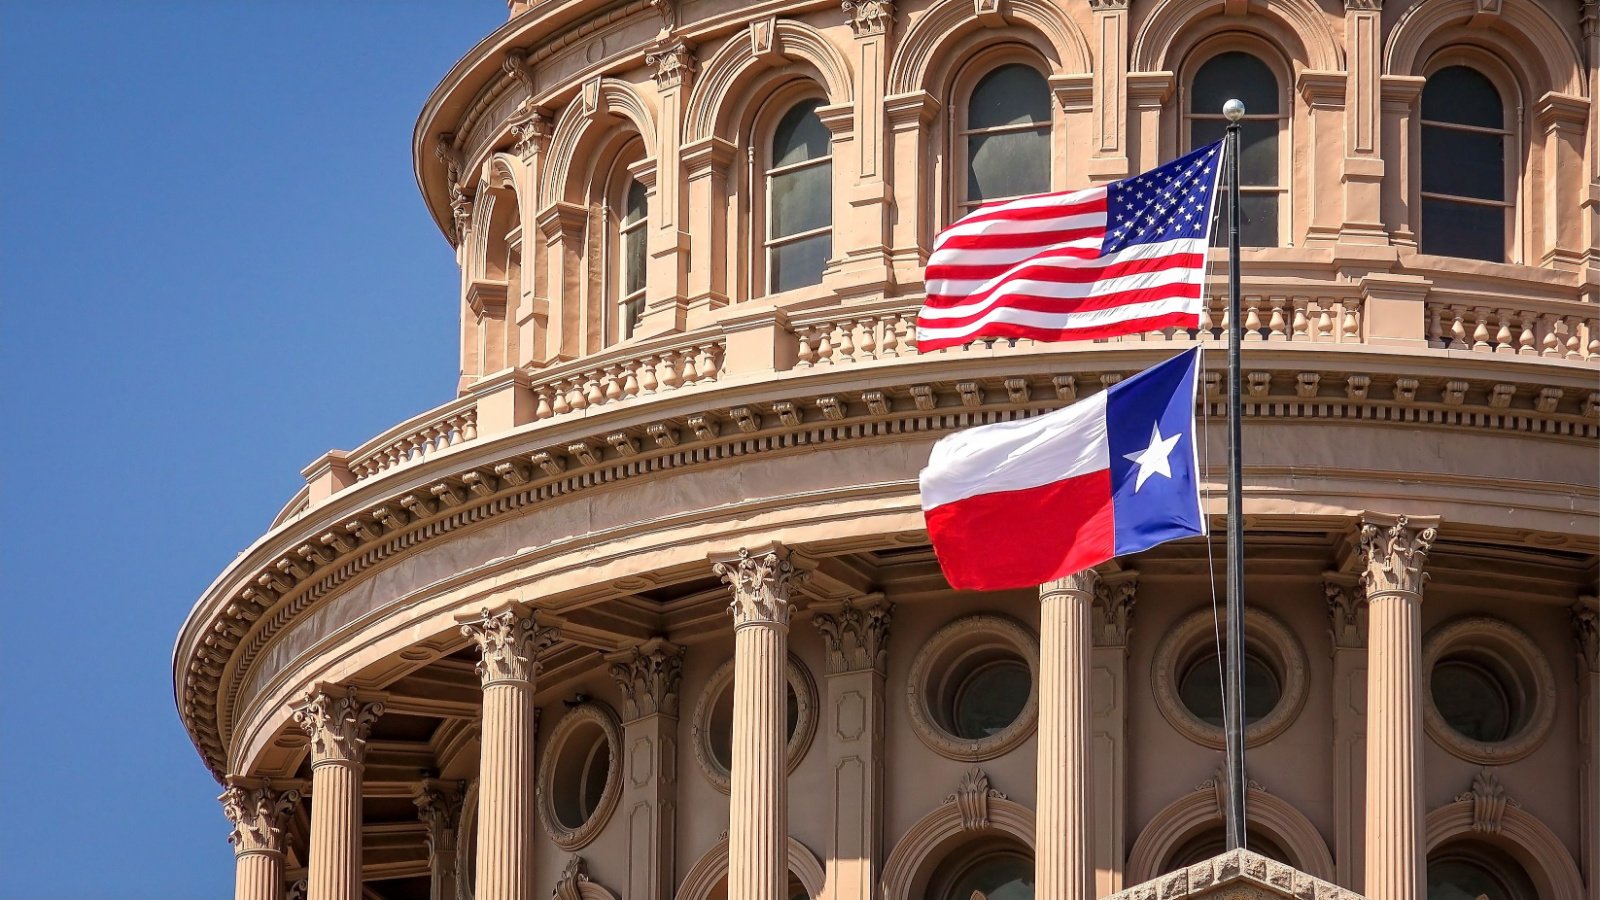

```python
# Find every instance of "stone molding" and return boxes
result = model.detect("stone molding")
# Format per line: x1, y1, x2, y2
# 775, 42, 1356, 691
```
220, 780, 300, 855
676, 835, 827, 900
1453, 767, 1520, 834
946, 766, 1006, 830
550, 854, 623, 900
1150, 607, 1309, 750
811, 595, 893, 674
605, 637, 685, 720
1125, 780, 1336, 883
690, 653, 817, 793
1421, 616, 1556, 765
905, 614, 1040, 761
714, 546, 806, 629
1108, 850, 1358, 900
1358, 513, 1439, 597
290, 685, 383, 767
1424, 791, 1586, 900
536, 702, 624, 850
177, 359, 1598, 777
879, 768, 1036, 900
459, 602, 560, 687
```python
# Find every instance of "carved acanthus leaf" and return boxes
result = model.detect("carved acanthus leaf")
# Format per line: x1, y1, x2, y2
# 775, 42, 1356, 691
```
607, 639, 685, 719
220, 781, 300, 853
812, 598, 893, 674
510, 106, 550, 162
947, 767, 1006, 830
1093, 576, 1137, 647
552, 854, 592, 900
842, 0, 895, 36
645, 38, 696, 89
461, 605, 560, 687
413, 782, 464, 862
715, 547, 806, 628
1326, 579, 1369, 649
1455, 767, 1519, 834
291, 686, 383, 765
1358, 515, 1437, 596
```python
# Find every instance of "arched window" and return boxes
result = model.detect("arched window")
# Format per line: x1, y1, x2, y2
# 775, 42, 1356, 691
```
960, 63, 1052, 213
1427, 841, 1538, 900
1163, 828, 1293, 871
1419, 66, 1510, 262
930, 841, 1034, 900
616, 178, 647, 339
766, 98, 832, 294
1189, 51, 1285, 247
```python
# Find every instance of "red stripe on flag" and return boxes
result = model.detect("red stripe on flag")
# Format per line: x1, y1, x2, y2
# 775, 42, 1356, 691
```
944, 196, 1108, 229
921, 283, 1202, 328
924, 469, 1117, 591
933, 225, 1104, 253
915, 310, 1200, 352
921, 253, 1207, 308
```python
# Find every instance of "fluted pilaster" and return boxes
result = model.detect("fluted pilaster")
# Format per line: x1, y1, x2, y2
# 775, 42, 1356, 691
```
1358, 514, 1437, 900
292, 685, 383, 900
1573, 598, 1599, 900
221, 779, 300, 900
460, 602, 558, 900
607, 638, 686, 900
715, 546, 805, 900
415, 781, 463, 900
1038, 571, 1096, 900
1326, 575, 1369, 891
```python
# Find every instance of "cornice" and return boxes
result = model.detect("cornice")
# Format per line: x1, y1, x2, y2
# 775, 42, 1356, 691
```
176, 347, 1600, 780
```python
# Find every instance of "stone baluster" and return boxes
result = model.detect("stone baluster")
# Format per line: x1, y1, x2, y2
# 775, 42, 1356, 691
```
221, 779, 301, 900
606, 638, 686, 900
1267, 300, 1288, 341
714, 547, 807, 900
1359, 514, 1438, 900
1037, 571, 1097, 900
812, 596, 893, 900
459, 603, 559, 900
292, 685, 384, 900
414, 781, 463, 900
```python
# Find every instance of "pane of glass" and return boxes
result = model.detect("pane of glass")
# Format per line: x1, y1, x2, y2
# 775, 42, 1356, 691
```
1178, 652, 1280, 726
770, 162, 831, 238
770, 231, 830, 292
1431, 660, 1512, 742
772, 99, 830, 167
581, 741, 610, 819
621, 296, 643, 339
1191, 117, 1226, 151
624, 227, 646, 297
1239, 192, 1279, 247
952, 660, 1031, 739
1421, 66, 1503, 129
946, 854, 1035, 900
968, 63, 1050, 130
1421, 197, 1505, 262
1421, 125, 1504, 201
1427, 860, 1512, 900
967, 127, 1051, 203
1238, 120, 1278, 187
623, 179, 647, 225
1191, 51, 1279, 115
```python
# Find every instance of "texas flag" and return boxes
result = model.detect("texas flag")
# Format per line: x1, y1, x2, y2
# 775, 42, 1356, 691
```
919, 347, 1206, 591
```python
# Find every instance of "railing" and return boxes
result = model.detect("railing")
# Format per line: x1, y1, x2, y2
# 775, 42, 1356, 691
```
270, 486, 312, 529
346, 396, 480, 481
1427, 302, 1600, 360
526, 334, 725, 420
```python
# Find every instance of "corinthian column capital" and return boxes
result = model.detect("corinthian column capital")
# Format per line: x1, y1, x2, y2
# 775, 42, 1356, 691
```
714, 546, 807, 628
292, 685, 383, 766
1042, 568, 1101, 599
220, 780, 300, 854
413, 780, 463, 862
460, 603, 560, 687
1357, 514, 1439, 597
1326, 576, 1369, 649
1574, 598, 1599, 673
606, 638, 686, 719
812, 596, 893, 675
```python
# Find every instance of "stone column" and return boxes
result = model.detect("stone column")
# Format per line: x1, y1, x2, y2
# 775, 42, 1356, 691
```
1037, 571, 1097, 900
681, 137, 735, 315
414, 780, 463, 900
1087, 0, 1131, 182
832, 0, 895, 295
292, 685, 384, 900
640, 38, 695, 335
1326, 575, 1369, 892
1340, 0, 1386, 245
508, 103, 553, 368
1358, 514, 1437, 900
1090, 573, 1137, 896
221, 779, 301, 900
1573, 598, 1599, 900
606, 638, 686, 900
812, 597, 893, 900
714, 547, 806, 900
460, 603, 559, 900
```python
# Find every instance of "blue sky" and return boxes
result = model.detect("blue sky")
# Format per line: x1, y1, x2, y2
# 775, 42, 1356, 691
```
1, 3, 502, 895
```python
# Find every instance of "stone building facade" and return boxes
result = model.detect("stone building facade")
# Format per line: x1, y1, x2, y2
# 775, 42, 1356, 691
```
174, 0, 1600, 899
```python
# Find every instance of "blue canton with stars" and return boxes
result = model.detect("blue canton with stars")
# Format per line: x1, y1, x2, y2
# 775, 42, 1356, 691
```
1101, 141, 1224, 254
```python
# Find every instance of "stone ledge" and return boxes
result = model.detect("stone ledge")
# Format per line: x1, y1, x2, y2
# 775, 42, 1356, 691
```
1107, 850, 1365, 900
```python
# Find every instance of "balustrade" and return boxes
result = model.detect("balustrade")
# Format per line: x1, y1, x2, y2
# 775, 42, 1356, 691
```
527, 338, 723, 420
1428, 303, 1600, 360
348, 405, 479, 481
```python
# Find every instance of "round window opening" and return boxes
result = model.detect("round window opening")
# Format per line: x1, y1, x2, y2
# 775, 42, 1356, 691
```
1176, 648, 1282, 728
1431, 657, 1514, 743
537, 703, 622, 849
553, 720, 613, 830
907, 615, 1040, 761
692, 654, 817, 793
1422, 618, 1555, 765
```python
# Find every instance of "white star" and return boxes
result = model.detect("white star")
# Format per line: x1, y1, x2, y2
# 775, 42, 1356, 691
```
1123, 423, 1182, 491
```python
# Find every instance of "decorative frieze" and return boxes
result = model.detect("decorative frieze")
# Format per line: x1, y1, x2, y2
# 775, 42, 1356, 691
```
812, 597, 893, 674
1358, 515, 1438, 596
291, 685, 383, 766
220, 781, 300, 854
460, 604, 559, 687
715, 546, 806, 628
607, 638, 685, 719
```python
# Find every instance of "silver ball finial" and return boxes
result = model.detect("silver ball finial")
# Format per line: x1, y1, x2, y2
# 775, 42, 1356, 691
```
1222, 99, 1246, 121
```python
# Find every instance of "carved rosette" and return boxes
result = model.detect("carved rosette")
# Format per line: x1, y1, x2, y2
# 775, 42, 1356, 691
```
461, 605, 560, 687
842, 0, 895, 36
1093, 576, 1137, 647
291, 686, 383, 766
1357, 515, 1438, 597
812, 598, 893, 674
220, 781, 300, 855
715, 547, 806, 629
645, 38, 697, 89
1574, 599, 1599, 674
413, 782, 463, 862
1326, 579, 1369, 649
607, 638, 686, 719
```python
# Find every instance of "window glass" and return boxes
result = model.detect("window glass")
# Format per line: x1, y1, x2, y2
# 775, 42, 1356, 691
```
944, 852, 1034, 900
1190, 52, 1282, 247
767, 99, 832, 292
1421, 66, 1503, 129
772, 99, 830, 167
952, 659, 1031, 739
770, 232, 832, 294
1427, 848, 1538, 900
770, 163, 832, 237
1178, 650, 1281, 727
1431, 659, 1512, 743
1420, 65, 1507, 261
964, 64, 1051, 207
1420, 128, 1504, 201
618, 178, 647, 339
1191, 51, 1279, 115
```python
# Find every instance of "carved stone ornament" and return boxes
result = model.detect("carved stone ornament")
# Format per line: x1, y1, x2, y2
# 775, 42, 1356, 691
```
552, 854, 593, 900
1325, 579, 1369, 649
1455, 767, 1520, 834
1041, 568, 1100, 598
461, 604, 560, 687
502, 48, 536, 98
1574, 600, 1599, 674
1345, 0, 1380, 9
606, 638, 685, 720
842, 0, 895, 36
413, 782, 463, 861
1357, 515, 1438, 597
644, 38, 696, 89
1087, 0, 1129, 9
219, 781, 300, 854
714, 547, 807, 628
1093, 577, 1137, 647
287, 880, 307, 900
291, 685, 383, 766
510, 106, 550, 162
812, 597, 893, 674
448, 182, 474, 246
947, 767, 1006, 831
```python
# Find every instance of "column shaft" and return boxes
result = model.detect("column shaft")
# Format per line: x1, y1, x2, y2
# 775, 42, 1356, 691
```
730, 621, 789, 900
1038, 575, 1095, 900
475, 682, 537, 899
307, 762, 363, 900
235, 851, 283, 900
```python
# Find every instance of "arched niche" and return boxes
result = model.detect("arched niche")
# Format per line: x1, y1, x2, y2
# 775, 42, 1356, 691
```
1424, 796, 1584, 900
1130, 0, 1341, 74
1126, 781, 1335, 883
683, 19, 853, 144
676, 835, 827, 900
540, 77, 659, 208
880, 771, 1036, 900
1384, 0, 1583, 99
886, 0, 1091, 96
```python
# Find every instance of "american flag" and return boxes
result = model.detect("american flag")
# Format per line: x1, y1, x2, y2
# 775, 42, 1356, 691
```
916, 141, 1225, 352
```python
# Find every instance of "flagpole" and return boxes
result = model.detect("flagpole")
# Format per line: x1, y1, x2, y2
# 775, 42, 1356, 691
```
1222, 98, 1248, 851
